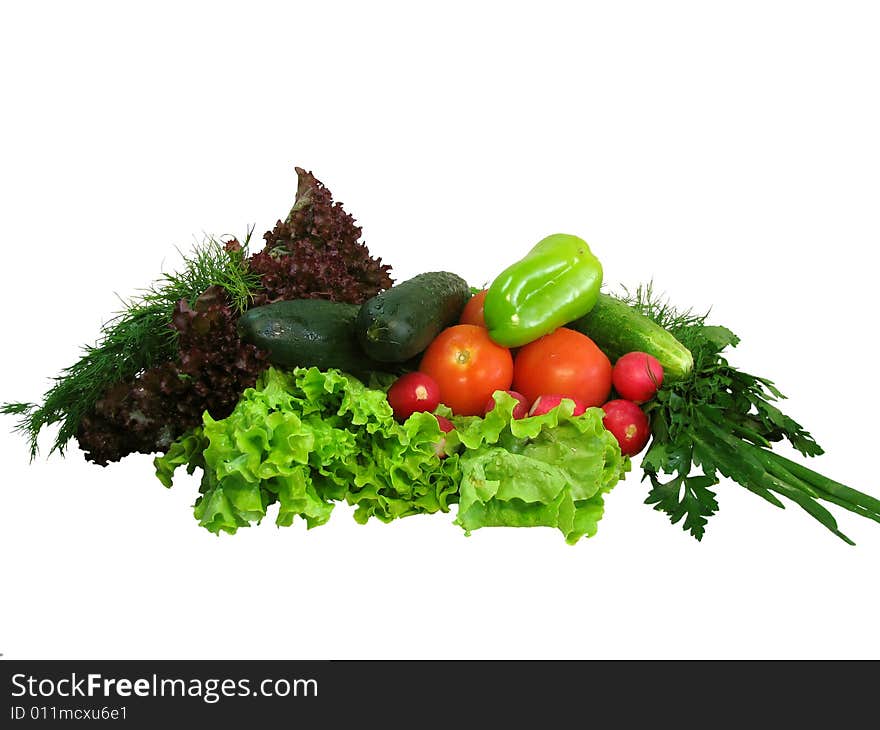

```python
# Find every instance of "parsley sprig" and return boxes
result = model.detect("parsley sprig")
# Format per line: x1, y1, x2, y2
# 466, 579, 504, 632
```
623, 284, 880, 543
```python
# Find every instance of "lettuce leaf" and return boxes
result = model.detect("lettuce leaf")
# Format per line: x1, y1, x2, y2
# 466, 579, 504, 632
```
453, 392, 629, 544
155, 369, 629, 543
156, 367, 461, 534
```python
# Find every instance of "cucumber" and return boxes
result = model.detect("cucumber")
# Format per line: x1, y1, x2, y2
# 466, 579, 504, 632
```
569, 293, 694, 380
238, 299, 386, 374
357, 271, 471, 362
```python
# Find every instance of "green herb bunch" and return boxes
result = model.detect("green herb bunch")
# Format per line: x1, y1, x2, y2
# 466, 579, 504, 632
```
2, 234, 259, 459
624, 284, 880, 543
3, 168, 400, 465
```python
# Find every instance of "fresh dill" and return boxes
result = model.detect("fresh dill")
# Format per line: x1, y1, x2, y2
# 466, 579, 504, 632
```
2, 231, 261, 459
617, 282, 709, 338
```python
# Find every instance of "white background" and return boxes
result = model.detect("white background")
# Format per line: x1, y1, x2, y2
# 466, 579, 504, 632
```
1, 1, 878, 659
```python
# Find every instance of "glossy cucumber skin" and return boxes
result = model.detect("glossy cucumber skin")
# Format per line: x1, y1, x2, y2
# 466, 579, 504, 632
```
357, 272, 471, 362
569, 294, 694, 381
238, 299, 385, 374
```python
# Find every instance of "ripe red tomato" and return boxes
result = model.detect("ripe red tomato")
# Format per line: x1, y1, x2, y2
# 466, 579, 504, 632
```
602, 399, 651, 456
512, 328, 612, 407
459, 289, 488, 327
612, 352, 664, 403
420, 325, 514, 415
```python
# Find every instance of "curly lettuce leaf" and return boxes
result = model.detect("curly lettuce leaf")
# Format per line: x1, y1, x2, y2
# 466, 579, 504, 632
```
154, 427, 207, 488
154, 372, 629, 543
155, 367, 460, 534
452, 393, 629, 544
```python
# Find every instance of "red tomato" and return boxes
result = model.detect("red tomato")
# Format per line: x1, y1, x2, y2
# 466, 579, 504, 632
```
602, 399, 651, 456
420, 325, 514, 415
512, 328, 612, 407
386, 372, 440, 421
612, 352, 664, 403
459, 289, 488, 327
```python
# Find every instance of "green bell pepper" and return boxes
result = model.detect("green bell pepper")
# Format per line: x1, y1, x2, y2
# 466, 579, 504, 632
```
484, 233, 603, 347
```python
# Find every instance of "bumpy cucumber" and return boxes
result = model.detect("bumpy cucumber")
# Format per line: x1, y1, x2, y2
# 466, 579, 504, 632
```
357, 272, 471, 362
569, 293, 694, 380
238, 299, 386, 374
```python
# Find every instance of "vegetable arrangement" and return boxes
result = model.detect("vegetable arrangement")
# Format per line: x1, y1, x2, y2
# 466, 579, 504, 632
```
5, 168, 879, 544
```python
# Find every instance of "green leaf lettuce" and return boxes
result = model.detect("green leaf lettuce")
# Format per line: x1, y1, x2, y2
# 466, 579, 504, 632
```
453, 392, 629, 544
155, 369, 629, 543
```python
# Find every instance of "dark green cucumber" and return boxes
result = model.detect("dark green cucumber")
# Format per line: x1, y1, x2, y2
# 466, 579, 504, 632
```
238, 299, 386, 374
357, 271, 471, 362
569, 293, 694, 380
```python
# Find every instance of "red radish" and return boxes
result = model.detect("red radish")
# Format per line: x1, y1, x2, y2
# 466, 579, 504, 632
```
529, 394, 587, 417
434, 415, 455, 458
387, 372, 440, 421
435, 415, 454, 431
483, 390, 530, 419
601, 399, 650, 456
612, 352, 664, 404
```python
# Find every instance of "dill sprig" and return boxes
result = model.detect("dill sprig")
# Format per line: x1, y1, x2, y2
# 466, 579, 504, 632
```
616, 282, 708, 336
2, 231, 261, 460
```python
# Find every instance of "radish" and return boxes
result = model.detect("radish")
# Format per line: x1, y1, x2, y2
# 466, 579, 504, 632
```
483, 390, 530, 419
434, 415, 455, 458
601, 399, 650, 456
612, 352, 664, 404
529, 394, 587, 417
387, 372, 440, 421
